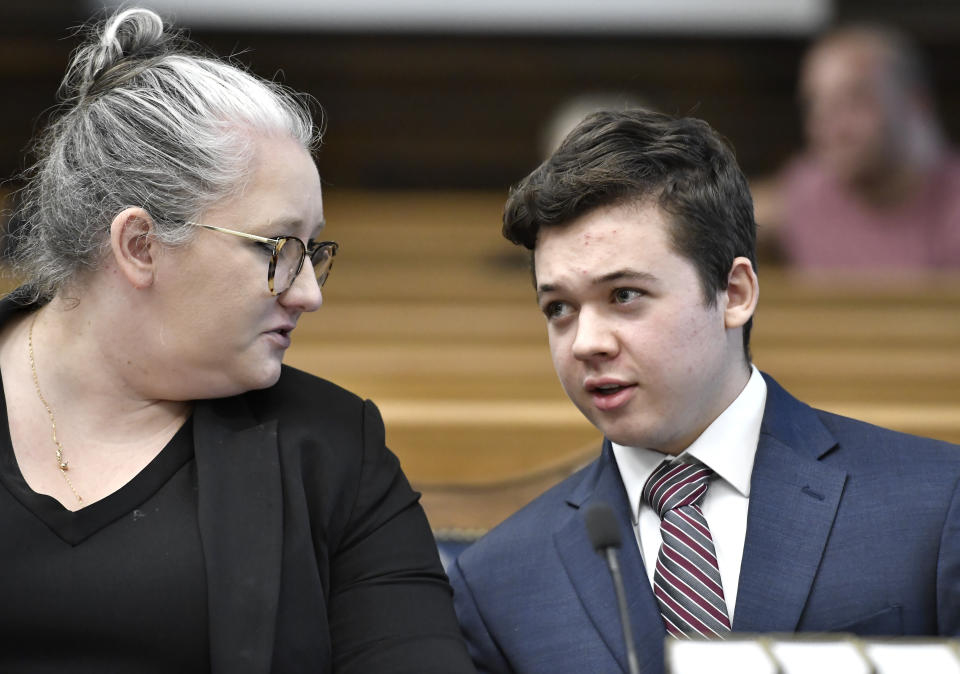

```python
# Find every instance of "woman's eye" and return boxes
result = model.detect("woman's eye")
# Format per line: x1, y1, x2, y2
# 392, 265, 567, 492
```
256, 242, 276, 256
613, 288, 644, 303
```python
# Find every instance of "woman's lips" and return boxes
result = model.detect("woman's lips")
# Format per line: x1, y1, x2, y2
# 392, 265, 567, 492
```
264, 328, 292, 348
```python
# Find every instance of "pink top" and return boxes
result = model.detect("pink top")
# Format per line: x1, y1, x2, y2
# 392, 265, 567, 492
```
778, 154, 960, 269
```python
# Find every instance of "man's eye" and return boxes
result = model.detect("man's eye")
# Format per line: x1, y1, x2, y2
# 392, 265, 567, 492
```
543, 301, 570, 319
613, 288, 644, 303
256, 242, 276, 255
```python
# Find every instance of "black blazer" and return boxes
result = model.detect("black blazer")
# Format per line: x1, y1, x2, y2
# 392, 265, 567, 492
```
1, 297, 475, 673
195, 366, 475, 672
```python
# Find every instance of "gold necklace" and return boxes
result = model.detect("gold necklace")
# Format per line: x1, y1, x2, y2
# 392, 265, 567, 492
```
28, 313, 83, 504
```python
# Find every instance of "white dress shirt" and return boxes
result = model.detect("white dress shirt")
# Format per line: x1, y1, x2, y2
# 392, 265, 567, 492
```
610, 366, 767, 623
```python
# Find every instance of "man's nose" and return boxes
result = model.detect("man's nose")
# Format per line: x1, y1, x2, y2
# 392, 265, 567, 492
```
571, 308, 617, 361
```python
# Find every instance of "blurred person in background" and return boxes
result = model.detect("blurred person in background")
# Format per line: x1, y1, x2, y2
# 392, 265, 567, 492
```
753, 24, 960, 269
0, 7, 474, 672
449, 108, 960, 674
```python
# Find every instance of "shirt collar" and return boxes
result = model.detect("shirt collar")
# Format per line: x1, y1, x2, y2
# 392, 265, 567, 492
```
611, 366, 767, 524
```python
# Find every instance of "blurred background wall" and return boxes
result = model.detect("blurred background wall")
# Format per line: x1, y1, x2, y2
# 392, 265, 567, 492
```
2, 0, 959, 190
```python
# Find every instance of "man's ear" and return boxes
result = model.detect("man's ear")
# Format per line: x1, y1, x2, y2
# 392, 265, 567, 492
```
109, 207, 158, 289
724, 256, 759, 329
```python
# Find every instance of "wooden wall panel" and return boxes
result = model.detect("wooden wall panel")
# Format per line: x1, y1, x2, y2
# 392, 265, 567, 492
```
2, 3, 959, 189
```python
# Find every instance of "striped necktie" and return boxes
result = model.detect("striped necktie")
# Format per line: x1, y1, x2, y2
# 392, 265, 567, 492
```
642, 459, 732, 638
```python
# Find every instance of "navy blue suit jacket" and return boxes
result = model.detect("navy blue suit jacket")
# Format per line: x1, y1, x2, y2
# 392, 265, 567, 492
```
449, 374, 960, 673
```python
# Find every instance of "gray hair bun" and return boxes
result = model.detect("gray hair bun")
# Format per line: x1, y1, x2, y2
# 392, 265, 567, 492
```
68, 9, 179, 105
13, 7, 318, 303
67, 8, 174, 102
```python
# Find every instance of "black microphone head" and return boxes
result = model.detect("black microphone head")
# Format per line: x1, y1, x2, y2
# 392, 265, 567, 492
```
584, 502, 622, 551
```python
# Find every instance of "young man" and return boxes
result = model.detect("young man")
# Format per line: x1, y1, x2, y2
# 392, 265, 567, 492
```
448, 109, 960, 674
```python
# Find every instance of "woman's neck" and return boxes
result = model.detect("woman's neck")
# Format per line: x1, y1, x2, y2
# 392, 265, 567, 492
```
25, 295, 192, 446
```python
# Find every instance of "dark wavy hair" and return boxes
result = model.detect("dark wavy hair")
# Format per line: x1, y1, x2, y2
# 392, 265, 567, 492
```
503, 108, 757, 363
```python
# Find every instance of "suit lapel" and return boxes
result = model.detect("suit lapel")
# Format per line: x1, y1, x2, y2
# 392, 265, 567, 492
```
194, 397, 284, 674
554, 444, 666, 674
734, 376, 847, 632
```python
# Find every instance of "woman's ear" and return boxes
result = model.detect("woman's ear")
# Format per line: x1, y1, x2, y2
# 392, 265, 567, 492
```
109, 207, 158, 289
724, 256, 759, 329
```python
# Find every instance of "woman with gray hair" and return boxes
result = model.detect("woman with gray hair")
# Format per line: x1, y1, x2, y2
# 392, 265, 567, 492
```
0, 8, 474, 672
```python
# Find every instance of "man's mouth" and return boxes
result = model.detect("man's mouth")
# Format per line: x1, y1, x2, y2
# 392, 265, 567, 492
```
590, 383, 630, 396
584, 379, 637, 411
586, 378, 635, 394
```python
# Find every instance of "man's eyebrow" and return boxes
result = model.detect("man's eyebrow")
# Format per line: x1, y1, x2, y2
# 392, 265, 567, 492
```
536, 269, 657, 300
594, 269, 658, 285
536, 283, 559, 299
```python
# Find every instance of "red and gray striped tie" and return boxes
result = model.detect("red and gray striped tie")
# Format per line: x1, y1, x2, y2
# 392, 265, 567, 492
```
642, 459, 732, 638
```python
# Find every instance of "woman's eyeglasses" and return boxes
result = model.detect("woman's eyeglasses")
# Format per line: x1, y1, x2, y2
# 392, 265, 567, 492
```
187, 222, 338, 295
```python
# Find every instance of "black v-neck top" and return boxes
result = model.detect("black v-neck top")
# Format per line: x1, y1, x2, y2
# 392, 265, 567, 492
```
0, 383, 210, 672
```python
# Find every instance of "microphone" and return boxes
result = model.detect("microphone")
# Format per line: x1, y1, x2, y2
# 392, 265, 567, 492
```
584, 502, 641, 674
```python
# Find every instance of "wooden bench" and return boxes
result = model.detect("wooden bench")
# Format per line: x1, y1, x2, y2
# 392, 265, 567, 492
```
4, 189, 959, 532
